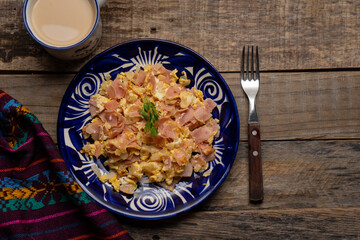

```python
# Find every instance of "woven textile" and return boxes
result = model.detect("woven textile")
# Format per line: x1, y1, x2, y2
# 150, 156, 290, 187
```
0, 90, 133, 240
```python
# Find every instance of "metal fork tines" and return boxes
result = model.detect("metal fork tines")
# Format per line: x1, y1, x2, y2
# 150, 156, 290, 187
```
241, 46, 260, 123
240, 46, 263, 202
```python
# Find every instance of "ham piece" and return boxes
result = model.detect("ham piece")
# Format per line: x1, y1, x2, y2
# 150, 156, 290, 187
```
98, 111, 121, 127
165, 85, 185, 99
178, 163, 193, 177
197, 142, 216, 156
127, 99, 142, 118
104, 100, 118, 111
83, 120, 103, 140
191, 118, 220, 144
134, 70, 147, 86
194, 98, 217, 123
178, 108, 195, 126
107, 79, 126, 100
157, 118, 178, 139
88, 97, 97, 117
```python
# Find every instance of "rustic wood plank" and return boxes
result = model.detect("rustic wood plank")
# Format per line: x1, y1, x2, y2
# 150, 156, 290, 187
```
1, 71, 359, 141
204, 139, 360, 211
1, 72, 360, 211
121, 208, 360, 239
1, 0, 360, 72
237, 71, 360, 140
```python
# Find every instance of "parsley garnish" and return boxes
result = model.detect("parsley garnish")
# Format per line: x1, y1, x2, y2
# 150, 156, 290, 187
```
139, 96, 160, 137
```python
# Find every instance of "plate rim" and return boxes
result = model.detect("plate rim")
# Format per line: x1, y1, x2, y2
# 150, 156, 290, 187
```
57, 38, 240, 220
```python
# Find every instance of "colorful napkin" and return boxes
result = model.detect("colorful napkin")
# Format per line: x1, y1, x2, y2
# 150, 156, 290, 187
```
0, 90, 133, 240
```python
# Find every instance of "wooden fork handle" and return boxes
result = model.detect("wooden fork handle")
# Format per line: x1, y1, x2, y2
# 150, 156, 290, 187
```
248, 122, 264, 202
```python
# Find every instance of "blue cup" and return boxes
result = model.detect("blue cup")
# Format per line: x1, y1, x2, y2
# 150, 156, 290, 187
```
23, 0, 107, 60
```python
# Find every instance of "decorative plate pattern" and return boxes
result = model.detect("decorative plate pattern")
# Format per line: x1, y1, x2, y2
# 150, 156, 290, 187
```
57, 39, 239, 220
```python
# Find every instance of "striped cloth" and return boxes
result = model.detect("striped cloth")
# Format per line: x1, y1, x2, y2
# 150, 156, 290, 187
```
0, 90, 133, 240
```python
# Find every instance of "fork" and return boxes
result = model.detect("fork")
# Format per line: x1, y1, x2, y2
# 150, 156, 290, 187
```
241, 46, 263, 202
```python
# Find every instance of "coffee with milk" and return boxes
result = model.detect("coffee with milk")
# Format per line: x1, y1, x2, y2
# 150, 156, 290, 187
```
30, 0, 96, 47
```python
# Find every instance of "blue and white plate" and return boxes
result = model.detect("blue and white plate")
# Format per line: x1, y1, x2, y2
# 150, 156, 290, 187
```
57, 39, 239, 220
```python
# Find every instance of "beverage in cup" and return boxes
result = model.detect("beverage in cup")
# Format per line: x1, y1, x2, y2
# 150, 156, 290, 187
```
23, 0, 107, 60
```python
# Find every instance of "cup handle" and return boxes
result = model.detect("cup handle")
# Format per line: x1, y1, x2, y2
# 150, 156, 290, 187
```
97, 0, 107, 8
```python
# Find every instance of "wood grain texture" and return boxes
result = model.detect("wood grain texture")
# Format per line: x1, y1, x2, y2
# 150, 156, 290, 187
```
1, 71, 359, 141
1, 1, 359, 239
1, 70, 359, 210
121, 208, 360, 239
203, 140, 360, 211
1, 73, 359, 211
234, 71, 360, 140
1, 0, 360, 72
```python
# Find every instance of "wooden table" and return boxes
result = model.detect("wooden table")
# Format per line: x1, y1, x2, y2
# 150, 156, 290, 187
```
1, 0, 359, 239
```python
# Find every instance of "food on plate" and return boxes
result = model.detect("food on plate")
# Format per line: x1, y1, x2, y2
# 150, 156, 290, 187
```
81, 63, 219, 194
